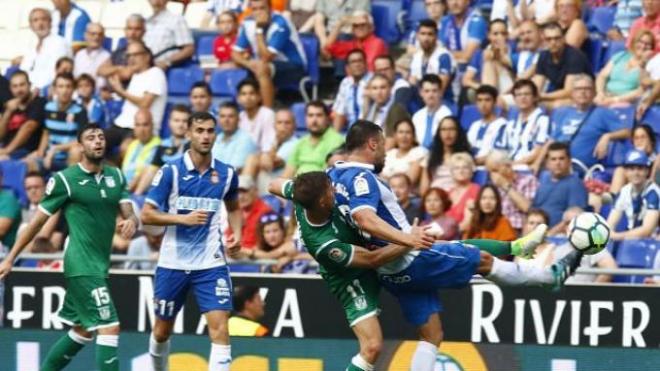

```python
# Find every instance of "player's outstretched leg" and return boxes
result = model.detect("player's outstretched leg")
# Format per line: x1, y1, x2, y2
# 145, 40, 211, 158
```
206, 310, 232, 371
150, 318, 174, 371
347, 316, 382, 371
462, 224, 548, 258
41, 327, 92, 371
550, 250, 584, 292
411, 313, 442, 371
95, 326, 120, 371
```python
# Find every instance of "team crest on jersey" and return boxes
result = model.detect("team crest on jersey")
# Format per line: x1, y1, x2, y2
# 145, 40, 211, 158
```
329, 248, 346, 262
354, 296, 367, 310
98, 306, 111, 320
104, 176, 116, 188
210, 170, 219, 184
45, 177, 55, 195
354, 176, 369, 196
152, 169, 164, 186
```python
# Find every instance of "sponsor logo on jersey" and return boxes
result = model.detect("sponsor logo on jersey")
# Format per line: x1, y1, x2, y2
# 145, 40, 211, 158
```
104, 176, 116, 188
380, 274, 412, 284
328, 248, 346, 262
45, 177, 56, 195
182, 174, 195, 181
218, 298, 229, 304
176, 196, 221, 211
216, 278, 231, 297
354, 175, 369, 196
152, 169, 164, 186
210, 170, 219, 184
78, 179, 91, 186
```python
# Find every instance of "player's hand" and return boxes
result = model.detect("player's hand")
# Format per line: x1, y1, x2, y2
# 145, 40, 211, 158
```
225, 235, 242, 257
0, 259, 14, 280
182, 210, 208, 226
117, 219, 137, 239
409, 218, 435, 248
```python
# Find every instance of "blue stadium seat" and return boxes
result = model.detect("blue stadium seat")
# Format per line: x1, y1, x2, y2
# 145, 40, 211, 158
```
584, 37, 604, 71
0, 160, 28, 205
292, 102, 306, 132
299, 33, 320, 101
587, 6, 616, 35
409, 0, 427, 25
640, 105, 660, 135
228, 264, 262, 273
613, 239, 659, 283
261, 194, 285, 214
602, 40, 626, 66
167, 66, 204, 96
604, 140, 632, 167
116, 37, 127, 51
4, 65, 19, 79
160, 103, 173, 139
459, 104, 502, 131
209, 68, 248, 97
196, 35, 215, 58
372, 2, 402, 44
103, 37, 113, 52
611, 105, 635, 128
106, 99, 124, 122
472, 169, 489, 185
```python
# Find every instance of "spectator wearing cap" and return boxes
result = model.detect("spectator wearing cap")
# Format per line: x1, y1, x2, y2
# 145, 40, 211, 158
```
607, 149, 659, 240
122, 109, 161, 191
438, 0, 487, 65
107, 40, 168, 151
212, 102, 258, 171
232, 0, 307, 108
228, 285, 268, 336
0, 71, 47, 160
144, 0, 195, 70
283, 101, 344, 177
546, 74, 631, 173
485, 150, 539, 231
17, 8, 71, 91
51, 0, 91, 53
97, 14, 146, 84
236, 79, 276, 153
409, 19, 456, 103
0, 167, 21, 250
332, 49, 371, 132
627, 0, 660, 52
322, 10, 388, 71
532, 22, 592, 109
311, 0, 370, 47
531, 142, 588, 228
74, 23, 111, 90
229, 175, 272, 249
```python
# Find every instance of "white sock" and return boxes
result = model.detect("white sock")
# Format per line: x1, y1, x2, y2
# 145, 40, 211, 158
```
487, 257, 553, 286
410, 341, 437, 371
68, 329, 93, 345
149, 334, 170, 371
349, 354, 375, 371
208, 343, 231, 371
96, 334, 118, 347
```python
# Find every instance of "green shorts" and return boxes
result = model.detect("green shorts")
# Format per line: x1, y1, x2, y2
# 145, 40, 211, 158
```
58, 276, 119, 331
323, 270, 381, 327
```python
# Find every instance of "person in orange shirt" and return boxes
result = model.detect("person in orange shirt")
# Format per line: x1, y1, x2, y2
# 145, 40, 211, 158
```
228, 285, 269, 337
462, 184, 517, 242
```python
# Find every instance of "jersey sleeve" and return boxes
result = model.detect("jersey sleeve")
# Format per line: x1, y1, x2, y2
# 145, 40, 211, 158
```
145, 165, 174, 211
39, 173, 70, 216
645, 189, 659, 211
117, 168, 132, 203
223, 168, 239, 202
267, 20, 290, 54
348, 172, 381, 215
438, 52, 453, 76
72, 14, 90, 43
281, 179, 294, 200
535, 115, 551, 145
467, 16, 487, 43
315, 240, 355, 269
0, 192, 20, 219
233, 25, 250, 51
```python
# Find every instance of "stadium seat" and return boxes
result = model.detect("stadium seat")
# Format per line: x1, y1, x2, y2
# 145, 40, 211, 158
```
372, 2, 401, 44
228, 264, 262, 273
613, 239, 658, 283
584, 37, 604, 71
167, 66, 204, 96
261, 194, 285, 214
102, 37, 113, 52
106, 99, 124, 122
209, 68, 248, 97
472, 169, 489, 185
184, 2, 208, 29
602, 40, 626, 67
0, 160, 28, 205
587, 6, 616, 36
160, 102, 173, 139
604, 140, 632, 167
299, 33, 320, 101
640, 105, 660, 135
459, 104, 502, 131
196, 35, 216, 59
408, 1, 427, 25
611, 105, 635, 128
291, 102, 307, 132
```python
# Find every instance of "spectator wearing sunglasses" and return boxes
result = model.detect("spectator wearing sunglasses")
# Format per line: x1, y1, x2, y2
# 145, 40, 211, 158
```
226, 176, 273, 249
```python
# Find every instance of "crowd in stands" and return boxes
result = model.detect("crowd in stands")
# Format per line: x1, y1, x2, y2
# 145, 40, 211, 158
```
0, 0, 658, 283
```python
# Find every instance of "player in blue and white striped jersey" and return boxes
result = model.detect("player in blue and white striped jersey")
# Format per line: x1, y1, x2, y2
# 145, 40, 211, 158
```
141, 112, 242, 371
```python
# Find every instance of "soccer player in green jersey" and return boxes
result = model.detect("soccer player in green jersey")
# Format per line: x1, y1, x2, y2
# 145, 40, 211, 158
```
268, 175, 432, 371
0, 123, 139, 371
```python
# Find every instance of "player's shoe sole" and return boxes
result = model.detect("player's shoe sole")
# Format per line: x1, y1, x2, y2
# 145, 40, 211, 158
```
550, 250, 584, 292
512, 224, 548, 258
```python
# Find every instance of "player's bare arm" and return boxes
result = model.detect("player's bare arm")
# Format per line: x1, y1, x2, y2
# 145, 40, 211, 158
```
141, 203, 208, 227
224, 199, 243, 255
117, 201, 139, 240
0, 210, 50, 278
352, 208, 435, 248
267, 178, 287, 198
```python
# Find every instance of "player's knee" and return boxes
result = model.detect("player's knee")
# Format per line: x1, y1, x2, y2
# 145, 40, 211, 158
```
419, 327, 443, 345
152, 321, 173, 342
478, 252, 494, 274
207, 322, 229, 343
362, 338, 382, 361
73, 326, 93, 339
97, 324, 120, 336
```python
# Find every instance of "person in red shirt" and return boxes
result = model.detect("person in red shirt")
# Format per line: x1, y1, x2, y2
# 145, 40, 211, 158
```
627, 0, 660, 52
213, 10, 240, 67
230, 175, 272, 249
322, 10, 388, 71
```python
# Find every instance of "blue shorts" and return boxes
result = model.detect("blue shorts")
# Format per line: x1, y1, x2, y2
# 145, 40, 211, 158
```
153, 265, 233, 320
379, 241, 481, 325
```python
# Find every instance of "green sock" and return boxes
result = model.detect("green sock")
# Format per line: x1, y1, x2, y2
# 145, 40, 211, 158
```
345, 355, 373, 371
96, 336, 119, 371
41, 331, 88, 371
461, 239, 512, 256
346, 363, 367, 371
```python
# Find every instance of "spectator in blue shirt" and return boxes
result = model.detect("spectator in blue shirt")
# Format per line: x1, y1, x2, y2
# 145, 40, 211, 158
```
212, 102, 258, 170
439, 0, 487, 66
404, 0, 445, 56
548, 74, 631, 173
332, 49, 371, 132
532, 142, 588, 228
51, 0, 91, 53
231, 0, 307, 107
466, 85, 508, 165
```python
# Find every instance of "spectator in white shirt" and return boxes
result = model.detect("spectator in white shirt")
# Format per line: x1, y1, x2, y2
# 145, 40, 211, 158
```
107, 41, 168, 152
74, 23, 111, 90
144, 0, 195, 69
412, 74, 453, 150
17, 8, 71, 91
236, 79, 276, 153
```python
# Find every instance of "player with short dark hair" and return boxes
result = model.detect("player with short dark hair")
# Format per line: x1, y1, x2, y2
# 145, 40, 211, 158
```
0, 123, 138, 371
141, 112, 242, 371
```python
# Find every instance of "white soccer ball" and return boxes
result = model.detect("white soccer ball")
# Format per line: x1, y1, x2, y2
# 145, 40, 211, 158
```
567, 212, 610, 255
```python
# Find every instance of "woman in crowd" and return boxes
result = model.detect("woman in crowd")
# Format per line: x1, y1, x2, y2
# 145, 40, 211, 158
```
445, 152, 481, 229
420, 116, 471, 194
213, 10, 240, 69
595, 30, 654, 107
462, 184, 517, 240
421, 187, 459, 240
381, 119, 428, 187
555, 0, 588, 49
610, 124, 658, 193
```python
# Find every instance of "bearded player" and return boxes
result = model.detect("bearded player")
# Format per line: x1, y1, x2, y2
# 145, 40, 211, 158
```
0, 124, 138, 371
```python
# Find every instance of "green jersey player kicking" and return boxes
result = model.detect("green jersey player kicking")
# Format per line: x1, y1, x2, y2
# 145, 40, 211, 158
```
268, 176, 434, 371
0, 124, 139, 371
